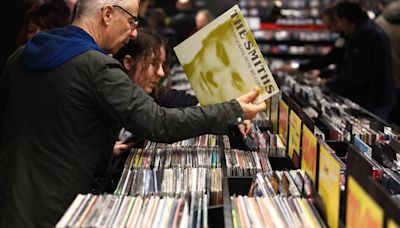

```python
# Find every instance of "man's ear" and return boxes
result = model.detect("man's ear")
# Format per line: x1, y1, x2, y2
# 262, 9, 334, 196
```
101, 5, 114, 25
123, 55, 133, 71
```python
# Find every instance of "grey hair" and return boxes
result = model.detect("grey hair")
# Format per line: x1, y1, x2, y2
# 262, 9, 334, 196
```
74, 0, 137, 19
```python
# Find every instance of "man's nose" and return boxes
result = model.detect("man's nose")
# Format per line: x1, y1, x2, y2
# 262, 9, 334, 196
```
129, 28, 138, 40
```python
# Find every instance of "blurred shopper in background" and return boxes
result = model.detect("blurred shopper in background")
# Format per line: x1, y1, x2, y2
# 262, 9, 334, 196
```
195, 9, 214, 31
48, 0, 77, 19
148, 7, 177, 49
17, 2, 69, 46
170, 0, 196, 43
375, 0, 400, 125
324, 1, 395, 121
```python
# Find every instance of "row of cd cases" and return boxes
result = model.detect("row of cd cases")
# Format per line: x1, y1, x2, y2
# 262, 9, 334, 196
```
56, 174, 325, 227
113, 140, 223, 204
112, 134, 286, 199
56, 193, 208, 228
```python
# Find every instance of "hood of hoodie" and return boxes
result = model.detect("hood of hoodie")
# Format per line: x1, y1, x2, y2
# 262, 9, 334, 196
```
383, 1, 400, 24
21, 25, 106, 70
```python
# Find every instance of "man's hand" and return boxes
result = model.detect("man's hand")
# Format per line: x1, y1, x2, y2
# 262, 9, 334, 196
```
236, 87, 267, 120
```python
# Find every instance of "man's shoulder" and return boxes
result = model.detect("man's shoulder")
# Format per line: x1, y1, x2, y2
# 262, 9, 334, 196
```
356, 20, 387, 41
77, 50, 120, 65
70, 50, 123, 72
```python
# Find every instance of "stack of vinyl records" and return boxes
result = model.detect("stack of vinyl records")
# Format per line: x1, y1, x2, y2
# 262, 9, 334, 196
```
230, 195, 326, 228
56, 194, 209, 228
114, 135, 223, 205
225, 149, 273, 176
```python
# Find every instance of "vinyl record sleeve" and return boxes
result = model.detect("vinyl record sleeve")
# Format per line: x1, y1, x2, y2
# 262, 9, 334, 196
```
174, 4, 279, 106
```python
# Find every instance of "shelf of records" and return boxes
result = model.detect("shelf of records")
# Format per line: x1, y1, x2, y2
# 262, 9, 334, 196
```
238, 0, 339, 61
260, 43, 332, 60
57, 82, 400, 227
253, 29, 337, 45
239, 0, 334, 11
55, 133, 292, 228
260, 77, 400, 226
56, 136, 224, 228
239, 0, 336, 22
272, 72, 400, 144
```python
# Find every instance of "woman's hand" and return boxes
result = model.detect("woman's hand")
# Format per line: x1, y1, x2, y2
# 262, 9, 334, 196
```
113, 141, 134, 157
238, 119, 252, 137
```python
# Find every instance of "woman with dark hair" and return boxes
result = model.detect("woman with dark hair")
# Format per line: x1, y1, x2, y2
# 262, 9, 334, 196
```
17, 3, 69, 47
114, 27, 198, 108
113, 28, 199, 154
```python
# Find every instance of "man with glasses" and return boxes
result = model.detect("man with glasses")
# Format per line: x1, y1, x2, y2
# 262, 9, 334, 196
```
112, 5, 140, 29
0, 0, 266, 227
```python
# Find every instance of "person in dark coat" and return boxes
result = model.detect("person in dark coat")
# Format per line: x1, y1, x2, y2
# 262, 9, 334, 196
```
324, 1, 395, 121
0, 0, 266, 226
17, 2, 70, 47
376, 0, 400, 125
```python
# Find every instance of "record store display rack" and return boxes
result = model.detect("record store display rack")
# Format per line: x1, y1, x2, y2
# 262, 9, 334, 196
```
239, 0, 338, 64
56, 72, 400, 228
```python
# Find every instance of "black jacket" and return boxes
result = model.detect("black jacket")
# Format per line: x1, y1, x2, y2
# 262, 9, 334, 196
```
326, 19, 396, 111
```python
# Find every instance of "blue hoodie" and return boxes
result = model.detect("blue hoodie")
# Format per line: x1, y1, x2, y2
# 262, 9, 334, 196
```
21, 25, 107, 70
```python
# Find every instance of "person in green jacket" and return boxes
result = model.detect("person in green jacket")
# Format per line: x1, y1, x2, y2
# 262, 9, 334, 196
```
0, 0, 266, 227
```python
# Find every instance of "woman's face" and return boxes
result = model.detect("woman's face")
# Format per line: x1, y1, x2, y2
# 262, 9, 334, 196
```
132, 46, 166, 93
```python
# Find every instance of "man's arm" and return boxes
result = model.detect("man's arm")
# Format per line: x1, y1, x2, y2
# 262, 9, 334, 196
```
91, 62, 265, 144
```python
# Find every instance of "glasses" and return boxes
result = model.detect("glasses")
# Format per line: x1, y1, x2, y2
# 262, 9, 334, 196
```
112, 5, 139, 29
